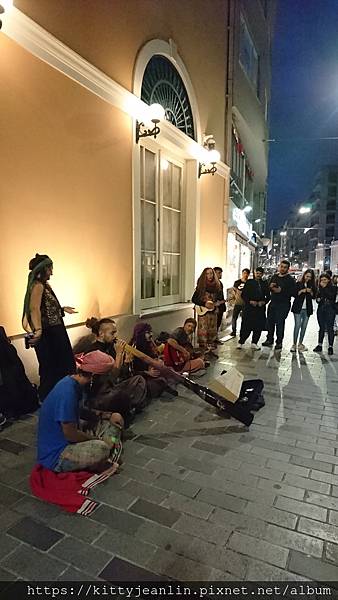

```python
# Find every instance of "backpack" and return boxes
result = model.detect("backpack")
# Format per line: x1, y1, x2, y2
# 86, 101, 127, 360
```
0, 326, 39, 417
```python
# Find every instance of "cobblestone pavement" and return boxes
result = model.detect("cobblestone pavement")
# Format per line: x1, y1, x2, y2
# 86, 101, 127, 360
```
0, 314, 337, 582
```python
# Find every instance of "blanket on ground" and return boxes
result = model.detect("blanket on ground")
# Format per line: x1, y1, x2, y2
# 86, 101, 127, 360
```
29, 463, 118, 516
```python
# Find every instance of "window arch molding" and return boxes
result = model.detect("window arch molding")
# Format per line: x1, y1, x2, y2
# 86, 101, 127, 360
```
133, 39, 201, 144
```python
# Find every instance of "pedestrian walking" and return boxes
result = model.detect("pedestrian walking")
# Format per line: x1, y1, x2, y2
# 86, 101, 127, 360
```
237, 267, 270, 350
230, 268, 250, 336
262, 260, 296, 350
290, 269, 316, 352
313, 273, 337, 356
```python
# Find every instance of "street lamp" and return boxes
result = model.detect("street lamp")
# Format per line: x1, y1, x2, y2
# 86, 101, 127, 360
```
136, 103, 166, 143
254, 218, 261, 223
198, 136, 221, 178
280, 231, 287, 237
298, 206, 311, 215
244, 205, 252, 213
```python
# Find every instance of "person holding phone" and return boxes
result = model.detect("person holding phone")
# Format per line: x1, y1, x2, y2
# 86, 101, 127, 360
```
262, 260, 296, 350
291, 269, 316, 352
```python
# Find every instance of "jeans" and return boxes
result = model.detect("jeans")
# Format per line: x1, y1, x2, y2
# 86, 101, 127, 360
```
293, 309, 309, 344
317, 304, 335, 347
266, 303, 290, 344
231, 304, 243, 334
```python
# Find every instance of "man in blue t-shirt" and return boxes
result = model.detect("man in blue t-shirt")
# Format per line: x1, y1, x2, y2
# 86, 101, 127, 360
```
37, 350, 121, 472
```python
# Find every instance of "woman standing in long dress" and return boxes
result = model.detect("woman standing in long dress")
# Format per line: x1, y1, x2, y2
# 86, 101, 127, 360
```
191, 268, 223, 356
22, 253, 77, 400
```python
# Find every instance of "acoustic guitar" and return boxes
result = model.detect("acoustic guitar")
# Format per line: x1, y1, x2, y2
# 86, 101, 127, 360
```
194, 299, 226, 317
121, 341, 253, 426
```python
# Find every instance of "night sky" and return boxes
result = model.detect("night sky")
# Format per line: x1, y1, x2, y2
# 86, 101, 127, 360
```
267, 0, 338, 230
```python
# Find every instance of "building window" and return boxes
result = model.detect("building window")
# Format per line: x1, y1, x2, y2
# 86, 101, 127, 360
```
231, 130, 245, 191
239, 14, 260, 96
325, 226, 335, 240
141, 55, 195, 140
140, 146, 183, 308
259, 0, 268, 17
328, 184, 337, 197
326, 213, 335, 224
328, 172, 337, 184
327, 199, 336, 210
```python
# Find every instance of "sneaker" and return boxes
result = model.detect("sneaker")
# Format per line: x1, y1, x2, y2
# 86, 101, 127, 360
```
328, 347, 334, 356
290, 344, 297, 352
275, 343, 283, 350
215, 339, 224, 345
230, 332, 236, 337
236, 343, 243, 349
0, 413, 6, 428
262, 340, 273, 347
204, 360, 211, 368
313, 345, 322, 353
298, 343, 308, 352
251, 343, 261, 351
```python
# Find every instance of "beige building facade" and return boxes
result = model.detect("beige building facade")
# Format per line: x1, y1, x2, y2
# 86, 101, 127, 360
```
0, 0, 273, 377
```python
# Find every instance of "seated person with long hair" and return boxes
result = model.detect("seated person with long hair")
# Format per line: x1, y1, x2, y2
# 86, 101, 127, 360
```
164, 318, 206, 375
37, 351, 123, 473
129, 322, 176, 399
85, 317, 147, 419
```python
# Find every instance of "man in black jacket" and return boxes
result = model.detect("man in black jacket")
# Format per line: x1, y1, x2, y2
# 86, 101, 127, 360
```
262, 260, 296, 350
237, 267, 270, 350
231, 268, 250, 336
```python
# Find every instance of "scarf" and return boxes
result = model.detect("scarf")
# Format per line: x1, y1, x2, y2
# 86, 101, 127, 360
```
75, 351, 114, 374
22, 257, 53, 331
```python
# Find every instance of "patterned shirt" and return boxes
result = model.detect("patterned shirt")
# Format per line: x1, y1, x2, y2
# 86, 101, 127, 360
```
41, 284, 63, 327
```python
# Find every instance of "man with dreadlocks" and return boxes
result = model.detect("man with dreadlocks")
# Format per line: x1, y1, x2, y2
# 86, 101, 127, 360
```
84, 317, 147, 421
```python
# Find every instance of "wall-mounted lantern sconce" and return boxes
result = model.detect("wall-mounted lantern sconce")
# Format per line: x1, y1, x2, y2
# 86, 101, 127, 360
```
198, 136, 221, 178
136, 103, 166, 144
0, 0, 13, 29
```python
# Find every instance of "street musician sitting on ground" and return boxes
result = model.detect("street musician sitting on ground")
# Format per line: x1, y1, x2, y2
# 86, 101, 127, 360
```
164, 318, 207, 376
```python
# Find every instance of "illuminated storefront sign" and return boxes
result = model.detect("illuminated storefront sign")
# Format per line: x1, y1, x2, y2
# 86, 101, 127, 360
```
231, 206, 253, 240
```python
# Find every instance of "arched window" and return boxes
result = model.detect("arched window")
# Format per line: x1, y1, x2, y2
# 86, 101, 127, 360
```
141, 55, 195, 140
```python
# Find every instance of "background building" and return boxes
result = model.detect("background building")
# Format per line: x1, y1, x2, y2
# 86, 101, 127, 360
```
225, 0, 276, 285
308, 166, 338, 270
277, 166, 338, 272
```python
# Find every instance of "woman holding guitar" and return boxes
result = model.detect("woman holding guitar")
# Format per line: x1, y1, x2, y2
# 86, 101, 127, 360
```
191, 268, 223, 356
